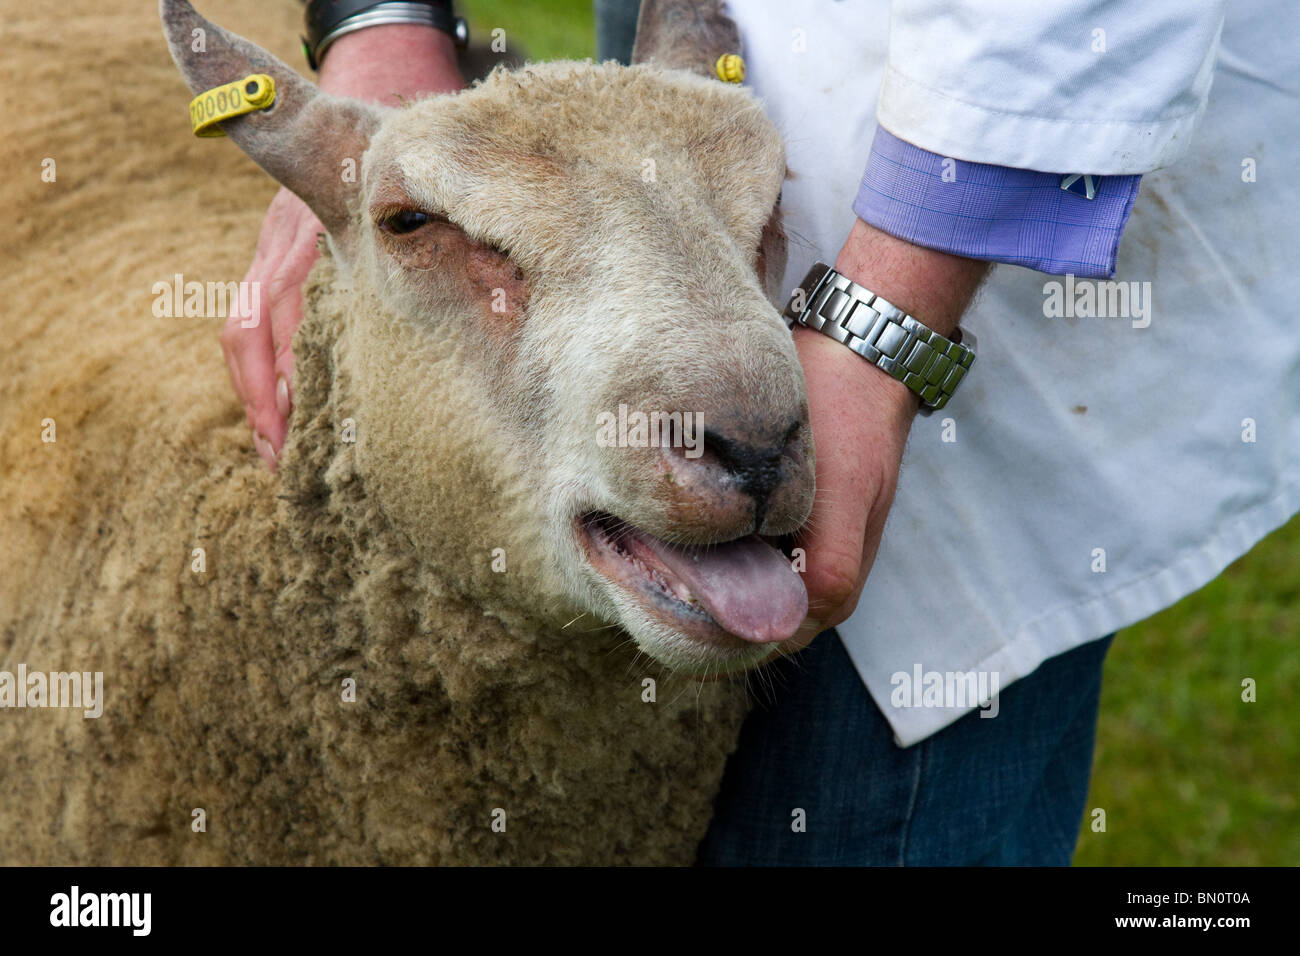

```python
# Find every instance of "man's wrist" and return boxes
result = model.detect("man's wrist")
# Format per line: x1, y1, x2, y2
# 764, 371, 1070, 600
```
318, 23, 463, 104
833, 218, 988, 339
794, 324, 922, 430
816, 217, 987, 415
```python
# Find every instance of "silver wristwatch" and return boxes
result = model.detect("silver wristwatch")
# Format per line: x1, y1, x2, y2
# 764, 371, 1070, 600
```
782, 262, 976, 414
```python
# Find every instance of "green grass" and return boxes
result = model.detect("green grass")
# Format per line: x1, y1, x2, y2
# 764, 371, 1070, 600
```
463, 0, 596, 62
461, 0, 1300, 867
1075, 515, 1300, 865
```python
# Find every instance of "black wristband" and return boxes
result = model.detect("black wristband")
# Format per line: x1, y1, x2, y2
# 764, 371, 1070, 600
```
302, 1, 463, 71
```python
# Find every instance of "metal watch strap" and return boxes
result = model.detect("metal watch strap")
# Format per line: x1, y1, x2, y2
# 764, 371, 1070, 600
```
782, 262, 976, 413
303, 1, 468, 70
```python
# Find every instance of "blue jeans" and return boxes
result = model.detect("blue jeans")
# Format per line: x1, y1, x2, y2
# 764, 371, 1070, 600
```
698, 631, 1115, 865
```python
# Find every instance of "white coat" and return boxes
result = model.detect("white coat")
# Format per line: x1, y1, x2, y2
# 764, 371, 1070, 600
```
727, 0, 1300, 744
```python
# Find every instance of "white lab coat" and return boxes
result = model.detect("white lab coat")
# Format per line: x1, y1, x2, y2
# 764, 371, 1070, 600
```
877, 0, 1225, 173
727, 0, 1300, 745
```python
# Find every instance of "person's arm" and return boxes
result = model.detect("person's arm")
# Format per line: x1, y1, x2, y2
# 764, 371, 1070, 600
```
232, 24, 463, 468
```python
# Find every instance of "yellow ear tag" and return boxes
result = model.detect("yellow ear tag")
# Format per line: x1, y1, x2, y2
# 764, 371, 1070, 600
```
189, 74, 277, 138
714, 54, 745, 84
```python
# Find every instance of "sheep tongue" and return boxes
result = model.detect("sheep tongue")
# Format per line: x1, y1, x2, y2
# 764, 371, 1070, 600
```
643, 534, 807, 643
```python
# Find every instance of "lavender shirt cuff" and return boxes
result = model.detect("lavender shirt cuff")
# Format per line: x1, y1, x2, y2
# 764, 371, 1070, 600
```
853, 126, 1141, 278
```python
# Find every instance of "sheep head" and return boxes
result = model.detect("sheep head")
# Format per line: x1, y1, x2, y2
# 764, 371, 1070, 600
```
161, 0, 815, 676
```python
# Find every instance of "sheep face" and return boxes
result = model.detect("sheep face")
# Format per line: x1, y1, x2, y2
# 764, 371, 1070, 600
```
161, 2, 815, 676
349, 64, 814, 675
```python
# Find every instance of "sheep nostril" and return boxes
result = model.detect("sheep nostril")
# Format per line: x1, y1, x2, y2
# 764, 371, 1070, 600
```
691, 428, 800, 528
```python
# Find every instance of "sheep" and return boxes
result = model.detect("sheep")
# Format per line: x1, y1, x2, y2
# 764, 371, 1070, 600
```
0, 0, 813, 865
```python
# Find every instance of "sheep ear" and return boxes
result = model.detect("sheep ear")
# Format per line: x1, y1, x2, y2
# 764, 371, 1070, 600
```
159, 0, 379, 242
630, 0, 742, 77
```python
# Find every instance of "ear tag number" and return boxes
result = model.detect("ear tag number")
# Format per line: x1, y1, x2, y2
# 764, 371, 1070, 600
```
189, 73, 277, 138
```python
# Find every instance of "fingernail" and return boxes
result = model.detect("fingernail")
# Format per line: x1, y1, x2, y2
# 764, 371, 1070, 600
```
253, 430, 277, 469
276, 376, 291, 419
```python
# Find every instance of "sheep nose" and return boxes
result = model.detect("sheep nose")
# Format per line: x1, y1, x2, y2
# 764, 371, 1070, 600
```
699, 429, 790, 519
664, 418, 807, 536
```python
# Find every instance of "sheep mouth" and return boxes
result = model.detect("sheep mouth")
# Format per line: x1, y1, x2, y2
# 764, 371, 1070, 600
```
576, 511, 807, 651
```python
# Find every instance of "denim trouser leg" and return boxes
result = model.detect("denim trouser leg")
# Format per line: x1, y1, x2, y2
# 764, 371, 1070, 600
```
698, 630, 1115, 865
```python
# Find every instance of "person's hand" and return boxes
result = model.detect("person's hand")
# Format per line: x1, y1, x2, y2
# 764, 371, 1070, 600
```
231, 187, 325, 465
784, 218, 989, 651
785, 324, 915, 651
232, 25, 465, 468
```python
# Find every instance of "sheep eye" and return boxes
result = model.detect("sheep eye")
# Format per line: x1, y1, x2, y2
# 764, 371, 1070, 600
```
379, 209, 430, 235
